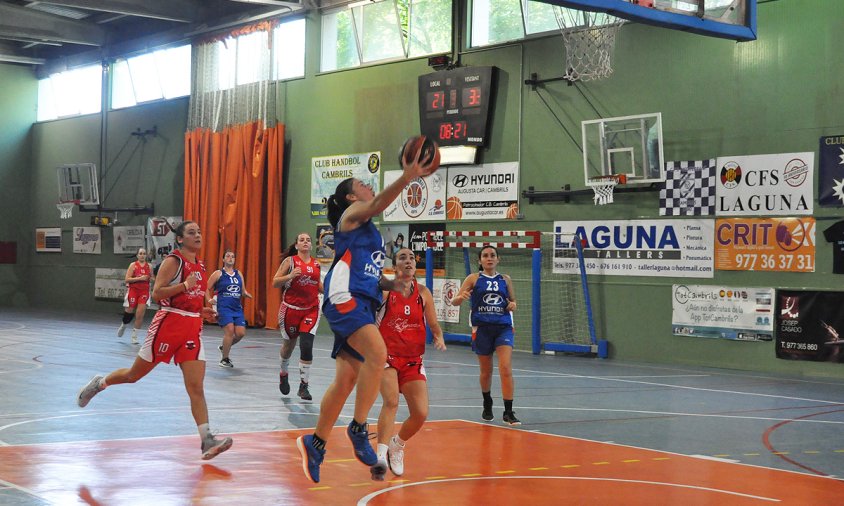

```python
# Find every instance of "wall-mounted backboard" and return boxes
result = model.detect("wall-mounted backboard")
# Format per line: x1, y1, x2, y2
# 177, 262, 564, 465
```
582, 112, 664, 186
542, 0, 757, 41
57, 163, 99, 205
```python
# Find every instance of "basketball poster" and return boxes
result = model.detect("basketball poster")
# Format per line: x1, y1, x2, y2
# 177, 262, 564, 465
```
776, 290, 844, 363
310, 152, 381, 218
72, 227, 101, 254
445, 162, 519, 221
381, 224, 408, 276
409, 223, 445, 277
381, 170, 446, 222
112, 226, 145, 254
818, 135, 844, 207
431, 278, 461, 324
314, 224, 334, 268
35, 228, 61, 253
715, 152, 813, 216
714, 218, 815, 272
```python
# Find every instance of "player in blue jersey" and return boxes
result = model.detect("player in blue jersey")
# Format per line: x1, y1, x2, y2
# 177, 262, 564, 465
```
205, 250, 252, 368
450, 245, 520, 426
296, 151, 439, 484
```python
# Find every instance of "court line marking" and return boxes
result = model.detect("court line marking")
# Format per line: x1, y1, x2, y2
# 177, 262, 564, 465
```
355, 476, 781, 504
427, 359, 844, 406
0, 476, 47, 502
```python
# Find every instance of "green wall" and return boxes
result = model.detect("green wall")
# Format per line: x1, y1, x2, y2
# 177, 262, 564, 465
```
8, 0, 844, 377
0, 63, 35, 306
27, 99, 188, 312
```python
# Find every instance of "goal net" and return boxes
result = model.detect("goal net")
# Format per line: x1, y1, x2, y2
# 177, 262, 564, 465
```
424, 231, 605, 357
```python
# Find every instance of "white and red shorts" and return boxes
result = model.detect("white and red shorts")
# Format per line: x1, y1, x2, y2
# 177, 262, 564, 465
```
278, 304, 320, 340
386, 355, 427, 390
127, 286, 150, 309
140, 309, 205, 365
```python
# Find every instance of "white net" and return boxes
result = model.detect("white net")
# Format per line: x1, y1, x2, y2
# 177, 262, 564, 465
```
555, 7, 626, 82
539, 232, 596, 353
588, 175, 626, 205
57, 202, 75, 219
433, 232, 596, 354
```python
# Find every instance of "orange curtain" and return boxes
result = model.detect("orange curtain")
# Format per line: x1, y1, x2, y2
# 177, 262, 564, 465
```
184, 121, 284, 329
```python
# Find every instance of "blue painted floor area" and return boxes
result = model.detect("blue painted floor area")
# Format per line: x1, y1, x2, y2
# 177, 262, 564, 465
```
0, 308, 843, 503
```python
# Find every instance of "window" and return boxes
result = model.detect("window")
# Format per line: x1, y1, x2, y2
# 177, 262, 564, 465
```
37, 64, 102, 121
321, 0, 452, 72
111, 45, 191, 110
274, 18, 306, 80
470, 0, 567, 48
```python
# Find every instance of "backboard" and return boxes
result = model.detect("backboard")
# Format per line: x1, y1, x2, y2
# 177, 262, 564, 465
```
541, 0, 757, 41
57, 163, 99, 205
582, 112, 664, 186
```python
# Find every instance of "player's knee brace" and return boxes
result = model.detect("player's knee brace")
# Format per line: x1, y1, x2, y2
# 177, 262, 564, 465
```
122, 312, 135, 324
299, 333, 314, 362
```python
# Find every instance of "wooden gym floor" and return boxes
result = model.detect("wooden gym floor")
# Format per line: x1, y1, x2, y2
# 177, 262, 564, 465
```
0, 308, 842, 504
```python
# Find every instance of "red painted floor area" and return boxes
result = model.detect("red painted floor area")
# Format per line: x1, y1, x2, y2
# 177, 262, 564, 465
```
0, 420, 841, 505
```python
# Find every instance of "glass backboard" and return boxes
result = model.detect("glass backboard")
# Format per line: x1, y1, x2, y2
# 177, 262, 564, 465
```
582, 112, 664, 185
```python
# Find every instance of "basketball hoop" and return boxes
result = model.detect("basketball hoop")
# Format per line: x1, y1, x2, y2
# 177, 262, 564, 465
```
555, 7, 626, 82
57, 201, 78, 219
588, 174, 626, 205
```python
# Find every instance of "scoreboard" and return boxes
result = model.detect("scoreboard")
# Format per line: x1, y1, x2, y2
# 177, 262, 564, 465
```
418, 66, 496, 147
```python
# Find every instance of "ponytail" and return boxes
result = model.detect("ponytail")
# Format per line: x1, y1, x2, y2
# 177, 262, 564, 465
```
327, 178, 355, 229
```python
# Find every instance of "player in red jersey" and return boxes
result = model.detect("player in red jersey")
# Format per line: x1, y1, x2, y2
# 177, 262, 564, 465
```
273, 232, 323, 401
77, 221, 233, 460
118, 247, 154, 344
373, 247, 445, 479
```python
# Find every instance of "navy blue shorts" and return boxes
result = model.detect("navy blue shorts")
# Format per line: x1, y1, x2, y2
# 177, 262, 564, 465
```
472, 325, 514, 356
323, 295, 379, 362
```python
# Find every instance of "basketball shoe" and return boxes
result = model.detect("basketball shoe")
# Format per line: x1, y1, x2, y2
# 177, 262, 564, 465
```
117, 323, 126, 337
297, 434, 325, 483
77, 375, 105, 407
482, 399, 494, 421
201, 434, 233, 460
387, 435, 405, 476
347, 421, 378, 466
279, 372, 290, 395
297, 381, 312, 401
502, 411, 521, 426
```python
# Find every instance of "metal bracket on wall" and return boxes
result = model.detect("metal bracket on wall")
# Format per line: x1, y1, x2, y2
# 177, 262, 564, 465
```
78, 204, 155, 215
522, 185, 659, 204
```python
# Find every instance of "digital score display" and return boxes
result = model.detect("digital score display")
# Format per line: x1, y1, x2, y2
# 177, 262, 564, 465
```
418, 66, 495, 147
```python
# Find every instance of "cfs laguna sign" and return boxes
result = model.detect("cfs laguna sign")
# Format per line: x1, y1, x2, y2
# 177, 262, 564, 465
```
715, 152, 814, 216
552, 219, 714, 278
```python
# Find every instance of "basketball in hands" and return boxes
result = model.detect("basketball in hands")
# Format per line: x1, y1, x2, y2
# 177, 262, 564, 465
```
399, 135, 441, 175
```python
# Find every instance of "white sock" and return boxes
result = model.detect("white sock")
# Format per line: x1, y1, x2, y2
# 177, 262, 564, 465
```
280, 358, 290, 374
299, 361, 311, 383
377, 443, 388, 460
198, 423, 211, 439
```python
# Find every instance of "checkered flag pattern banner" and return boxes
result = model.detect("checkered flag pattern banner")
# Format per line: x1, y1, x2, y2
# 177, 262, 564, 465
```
659, 160, 716, 216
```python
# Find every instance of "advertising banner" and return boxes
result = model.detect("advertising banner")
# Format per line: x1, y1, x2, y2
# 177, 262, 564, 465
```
146, 216, 182, 265
314, 224, 335, 269
311, 152, 381, 217
777, 290, 844, 363
430, 278, 461, 324
715, 152, 813, 216
94, 268, 128, 300
552, 220, 714, 278
445, 162, 519, 220
382, 170, 446, 222
72, 227, 101, 254
113, 226, 146, 255
715, 217, 815, 272
818, 135, 844, 207
35, 228, 62, 253
672, 285, 774, 341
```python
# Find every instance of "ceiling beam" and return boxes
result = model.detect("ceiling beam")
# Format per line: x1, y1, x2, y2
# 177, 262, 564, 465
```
33, 0, 200, 23
0, 3, 105, 46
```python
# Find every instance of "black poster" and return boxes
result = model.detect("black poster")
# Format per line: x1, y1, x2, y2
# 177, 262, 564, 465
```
776, 290, 844, 363
409, 223, 445, 277
818, 136, 844, 207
